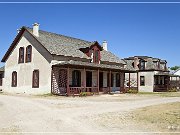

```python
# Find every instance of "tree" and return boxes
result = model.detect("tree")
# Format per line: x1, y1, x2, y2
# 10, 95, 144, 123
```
170, 66, 180, 71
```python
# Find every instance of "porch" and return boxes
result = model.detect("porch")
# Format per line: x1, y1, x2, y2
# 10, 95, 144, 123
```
153, 75, 169, 92
51, 66, 125, 96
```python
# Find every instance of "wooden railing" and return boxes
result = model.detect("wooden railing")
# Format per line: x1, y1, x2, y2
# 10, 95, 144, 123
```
69, 87, 99, 95
154, 85, 168, 92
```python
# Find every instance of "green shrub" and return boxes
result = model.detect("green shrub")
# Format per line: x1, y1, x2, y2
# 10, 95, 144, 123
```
127, 89, 138, 94
168, 88, 177, 92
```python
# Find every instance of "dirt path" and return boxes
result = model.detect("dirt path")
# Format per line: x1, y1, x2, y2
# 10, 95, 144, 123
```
0, 94, 179, 134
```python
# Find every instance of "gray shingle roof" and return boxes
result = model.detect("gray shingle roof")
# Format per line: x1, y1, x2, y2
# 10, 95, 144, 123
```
124, 56, 168, 71
26, 27, 91, 59
53, 60, 132, 71
25, 27, 125, 64
101, 50, 126, 64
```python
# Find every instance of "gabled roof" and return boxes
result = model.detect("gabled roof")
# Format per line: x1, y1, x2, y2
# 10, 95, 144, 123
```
1, 26, 125, 65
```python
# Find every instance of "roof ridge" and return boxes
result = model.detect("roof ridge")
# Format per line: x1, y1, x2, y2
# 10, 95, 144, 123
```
24, 26, 92, 44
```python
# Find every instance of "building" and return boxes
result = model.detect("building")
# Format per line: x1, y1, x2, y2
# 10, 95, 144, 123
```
0, 66, 4, 91
1, 23, 134, 95
124, 56, 170, 92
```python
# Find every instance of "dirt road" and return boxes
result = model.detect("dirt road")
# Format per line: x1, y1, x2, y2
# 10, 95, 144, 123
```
0, 94, 179, 134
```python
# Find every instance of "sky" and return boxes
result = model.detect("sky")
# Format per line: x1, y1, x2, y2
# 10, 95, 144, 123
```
0, 0, 180, 68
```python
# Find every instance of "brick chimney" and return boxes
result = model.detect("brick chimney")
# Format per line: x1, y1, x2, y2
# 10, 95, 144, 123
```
33, 23, 40, 37
102, 40, 108, 51
134, 57, 139, 70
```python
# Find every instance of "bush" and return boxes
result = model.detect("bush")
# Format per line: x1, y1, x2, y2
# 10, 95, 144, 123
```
127, 89, 138, 94
168, 88, 178, 92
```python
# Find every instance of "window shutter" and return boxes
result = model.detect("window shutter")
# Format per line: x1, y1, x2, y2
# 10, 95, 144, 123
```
32, 70, 39, 88
26, 45, 32, 63
18, 47, 24, 63
12, 71, 17, 87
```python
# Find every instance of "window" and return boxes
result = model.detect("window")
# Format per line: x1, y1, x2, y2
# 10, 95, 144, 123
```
32, 70, 39, 88
18, 47, 24, 63
94, 50, 99, 63
107, 73, 110, 87
140, 76, 145, 86
139, 61, 145, 70
116, 73, 120, 87
72, 70, 81, 87
12, 71, 17, 87
0, 74, 3, 86
26, 45, 32, 63
111, 73, 114, 87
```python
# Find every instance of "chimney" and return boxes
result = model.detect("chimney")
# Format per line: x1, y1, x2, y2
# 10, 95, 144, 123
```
134, 57, 139, 70
33, 23, 40, 37
102, 40, 108, 51
17, 28, 21, 33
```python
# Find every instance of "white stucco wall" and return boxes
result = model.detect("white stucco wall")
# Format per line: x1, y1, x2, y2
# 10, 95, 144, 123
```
3, 31, 52, 94
125, 71, 155, 92
138, 72, 155, 92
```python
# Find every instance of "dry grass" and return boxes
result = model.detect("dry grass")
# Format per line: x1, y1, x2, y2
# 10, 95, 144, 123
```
87, 102, 180, 133
137, 92, 180, 97
132, 102, 180, 132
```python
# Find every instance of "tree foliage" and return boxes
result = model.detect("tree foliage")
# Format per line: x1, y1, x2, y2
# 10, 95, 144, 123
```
170, 66, 180, 71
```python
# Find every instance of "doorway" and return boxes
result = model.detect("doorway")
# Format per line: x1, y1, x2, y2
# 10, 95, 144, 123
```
86, 71, 92, 87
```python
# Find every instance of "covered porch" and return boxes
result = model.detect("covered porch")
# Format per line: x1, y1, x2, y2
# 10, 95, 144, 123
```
154, 73, 170, 92
51, 61, 126, 96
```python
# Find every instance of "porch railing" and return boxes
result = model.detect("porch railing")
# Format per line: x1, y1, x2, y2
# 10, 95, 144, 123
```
69, 87, 99, 95
154, 85, 168, 92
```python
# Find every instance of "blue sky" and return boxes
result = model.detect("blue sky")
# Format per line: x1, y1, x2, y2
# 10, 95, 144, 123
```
0, 0, 180, 67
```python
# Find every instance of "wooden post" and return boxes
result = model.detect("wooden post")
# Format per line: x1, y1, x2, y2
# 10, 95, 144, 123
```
83, 68, 86, 92
109, 70, 111, 93
119, 72, 121, 92
137, 72, 139, 92
67, 67, 70, 96
97, 69, 99, 94
129, 73, 130, 90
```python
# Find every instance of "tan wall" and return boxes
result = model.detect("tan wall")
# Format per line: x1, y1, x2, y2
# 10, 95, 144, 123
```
3, 31, 53, 94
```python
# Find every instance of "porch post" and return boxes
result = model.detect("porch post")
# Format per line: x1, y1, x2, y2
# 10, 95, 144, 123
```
137, 72, 139, 91
120, 72, 125, 93
97, 69, 99, 94
83, 68, 86, 92
109, 70, 111, 93
129, 73, 131, 90
67, 67, 70, 96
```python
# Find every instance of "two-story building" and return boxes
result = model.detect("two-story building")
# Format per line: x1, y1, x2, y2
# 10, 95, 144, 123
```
1, 23, 134, 95
0, 66, 4, 91
124, 56, 170, 92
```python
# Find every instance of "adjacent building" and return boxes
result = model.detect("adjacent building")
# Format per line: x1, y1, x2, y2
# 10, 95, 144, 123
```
124, 56, 170, 92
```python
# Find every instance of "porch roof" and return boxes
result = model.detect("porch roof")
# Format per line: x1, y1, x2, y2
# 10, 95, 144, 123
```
154, 72, 171, 76
53, 60, 136, 72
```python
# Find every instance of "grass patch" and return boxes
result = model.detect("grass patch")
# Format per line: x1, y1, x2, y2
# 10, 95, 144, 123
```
132, 102, 180, 132
137, 92, 180, 97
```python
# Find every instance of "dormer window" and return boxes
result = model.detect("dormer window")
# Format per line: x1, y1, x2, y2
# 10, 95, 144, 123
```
18, 47, 24, 63
139, 60, 145, 70
94, 50, 99, 63
26, 45, 32, 63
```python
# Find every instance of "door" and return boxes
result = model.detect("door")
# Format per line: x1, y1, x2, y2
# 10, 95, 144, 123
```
99, 72, 103, 92
86, 71, 92, 87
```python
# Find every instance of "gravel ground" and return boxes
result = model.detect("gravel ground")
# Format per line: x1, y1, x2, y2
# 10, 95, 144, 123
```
0, 93, 179, 135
